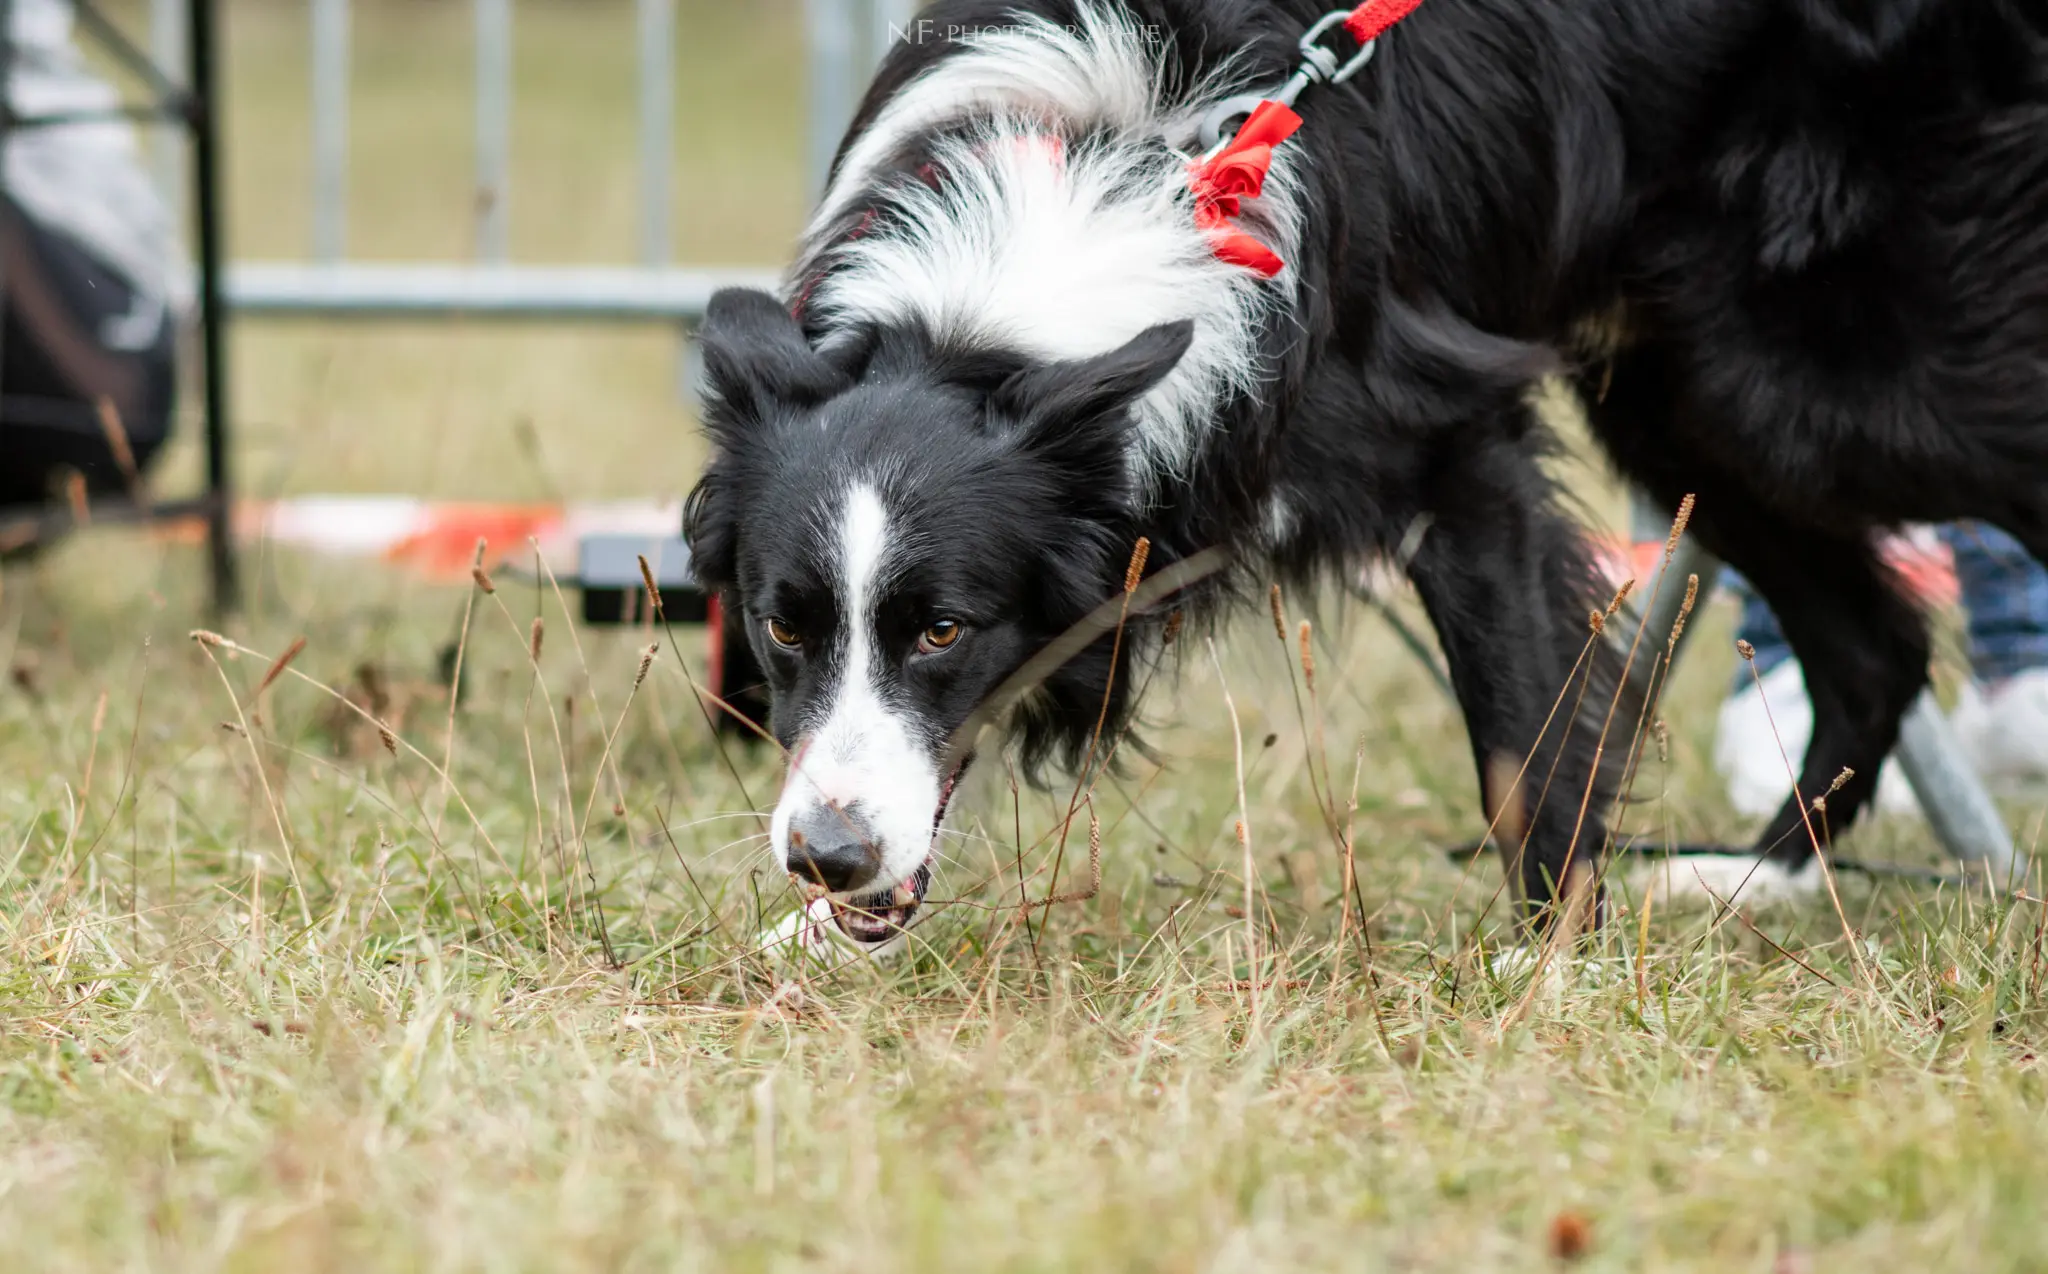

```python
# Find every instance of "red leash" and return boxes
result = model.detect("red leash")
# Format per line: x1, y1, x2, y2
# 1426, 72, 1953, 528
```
1189, 1, 1427, 277
1345, 0, 1427, 45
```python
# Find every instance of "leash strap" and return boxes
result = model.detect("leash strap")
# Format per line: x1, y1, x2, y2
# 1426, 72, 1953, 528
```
1344, 0, 1426, 45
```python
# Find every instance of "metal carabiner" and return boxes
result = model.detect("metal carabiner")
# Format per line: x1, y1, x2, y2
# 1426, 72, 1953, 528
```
1196, 9, 1378, 153
1300, 8, 1379, 86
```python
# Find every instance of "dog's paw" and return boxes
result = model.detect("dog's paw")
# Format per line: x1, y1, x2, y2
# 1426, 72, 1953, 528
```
1486, 944, 1614, 989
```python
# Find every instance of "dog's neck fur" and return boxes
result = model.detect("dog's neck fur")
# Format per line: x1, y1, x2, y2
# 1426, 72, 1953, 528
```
791, 6, 1301, 497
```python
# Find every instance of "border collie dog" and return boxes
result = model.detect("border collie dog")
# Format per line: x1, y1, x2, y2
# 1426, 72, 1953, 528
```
685, 0, 2048, 951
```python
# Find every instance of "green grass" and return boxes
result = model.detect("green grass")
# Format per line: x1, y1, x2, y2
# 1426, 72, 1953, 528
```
5, 3, 2047, 1270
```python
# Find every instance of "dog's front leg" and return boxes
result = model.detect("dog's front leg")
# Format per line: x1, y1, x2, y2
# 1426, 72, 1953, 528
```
1400, 432, 1626, 936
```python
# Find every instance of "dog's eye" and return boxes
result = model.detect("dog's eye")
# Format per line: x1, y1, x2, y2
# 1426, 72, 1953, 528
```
918, 620, 963, 654
765, 617, 801, 650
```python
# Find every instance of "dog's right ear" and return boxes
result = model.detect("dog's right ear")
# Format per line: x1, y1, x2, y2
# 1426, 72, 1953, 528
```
698, 288, 852, 422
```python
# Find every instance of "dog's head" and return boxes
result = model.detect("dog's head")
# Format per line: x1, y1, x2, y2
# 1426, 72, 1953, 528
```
685, 288, 1191, 947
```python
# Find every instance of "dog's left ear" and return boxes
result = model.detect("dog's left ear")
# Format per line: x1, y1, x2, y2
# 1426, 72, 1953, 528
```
698, 287, 852, 422
992, 321, 1194, 446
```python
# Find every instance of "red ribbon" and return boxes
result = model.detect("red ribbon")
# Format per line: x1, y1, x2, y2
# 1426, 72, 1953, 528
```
1344, 0, 1426, 45
1189, 0, 1429, 275
1187, 99, 1302, 278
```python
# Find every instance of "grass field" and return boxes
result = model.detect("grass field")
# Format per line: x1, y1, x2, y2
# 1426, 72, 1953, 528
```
4, 3, 2047, 1269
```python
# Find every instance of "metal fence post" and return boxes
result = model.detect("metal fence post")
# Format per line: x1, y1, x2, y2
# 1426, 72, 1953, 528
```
804, 0, 857, 201
311, 0, 349, 261
148, 0, 186, 230
189, 0, 238, 613
636, 0, 673, 267
473, 0, 511, 260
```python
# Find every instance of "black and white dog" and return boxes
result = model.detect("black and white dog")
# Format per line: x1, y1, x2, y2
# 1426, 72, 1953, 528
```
685, 0, 2048, 952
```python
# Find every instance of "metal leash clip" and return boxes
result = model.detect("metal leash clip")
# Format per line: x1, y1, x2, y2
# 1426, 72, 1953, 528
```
1197, 9, 1380, 153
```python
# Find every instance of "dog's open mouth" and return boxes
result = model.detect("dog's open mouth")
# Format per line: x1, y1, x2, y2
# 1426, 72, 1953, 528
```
806, 760, 967, 949
827, 860, 933, 944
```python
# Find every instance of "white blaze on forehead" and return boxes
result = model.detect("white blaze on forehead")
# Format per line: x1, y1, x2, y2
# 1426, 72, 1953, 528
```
770, 483, 943, 896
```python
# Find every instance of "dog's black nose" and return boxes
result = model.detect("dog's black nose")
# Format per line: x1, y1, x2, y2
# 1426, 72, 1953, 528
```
784, 805, 881, 893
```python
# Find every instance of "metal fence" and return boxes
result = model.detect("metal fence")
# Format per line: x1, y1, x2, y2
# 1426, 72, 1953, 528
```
140, 0, 917, 325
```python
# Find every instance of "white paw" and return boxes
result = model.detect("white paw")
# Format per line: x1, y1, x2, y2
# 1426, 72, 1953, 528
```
1631, 854, 1821, 908
1485, 945, 1612, 990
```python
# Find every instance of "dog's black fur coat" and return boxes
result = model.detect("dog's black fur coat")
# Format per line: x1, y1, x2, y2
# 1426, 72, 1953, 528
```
688, 0, 2048, 917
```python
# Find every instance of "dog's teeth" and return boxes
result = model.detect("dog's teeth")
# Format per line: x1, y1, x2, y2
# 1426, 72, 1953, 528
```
892, 882, 917, 908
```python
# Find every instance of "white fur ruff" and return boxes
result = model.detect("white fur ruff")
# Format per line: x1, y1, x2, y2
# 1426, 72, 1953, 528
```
797, 3, 1300, 493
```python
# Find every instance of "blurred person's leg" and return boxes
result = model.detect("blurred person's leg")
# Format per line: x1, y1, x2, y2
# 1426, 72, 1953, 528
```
1944, 523, 2048, 789
1714, 570, 1920, 818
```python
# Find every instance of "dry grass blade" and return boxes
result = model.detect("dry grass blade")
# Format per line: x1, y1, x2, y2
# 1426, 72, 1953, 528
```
1209, 636, 1261, 1030
257, 637, 308, 697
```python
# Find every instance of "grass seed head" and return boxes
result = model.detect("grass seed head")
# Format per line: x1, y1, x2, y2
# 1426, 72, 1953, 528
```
1667, 573, 1700, 653
637, 554, 665, 615
1663, 493, 1696, 561
1604, 577, 1633, 618
1123, 537, 1151, 594
257, 637, 308, 696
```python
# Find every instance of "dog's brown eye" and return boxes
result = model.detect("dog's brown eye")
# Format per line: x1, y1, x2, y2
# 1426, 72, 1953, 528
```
919, 620, 963, 653
766, 617, 801, 650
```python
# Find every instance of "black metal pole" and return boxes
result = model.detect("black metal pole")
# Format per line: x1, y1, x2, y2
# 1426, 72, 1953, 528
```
188, 0, 237, 614
0, 0, 15, 405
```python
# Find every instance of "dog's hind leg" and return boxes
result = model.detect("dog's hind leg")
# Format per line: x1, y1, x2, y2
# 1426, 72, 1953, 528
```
1584, 352, 1931, 894
1701, 510, 1929, 867
1402, 425, 1635, 934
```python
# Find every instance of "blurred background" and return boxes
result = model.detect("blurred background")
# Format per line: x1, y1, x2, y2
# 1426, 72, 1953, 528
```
172, 0, 816, 504
4, 0, 935, 624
